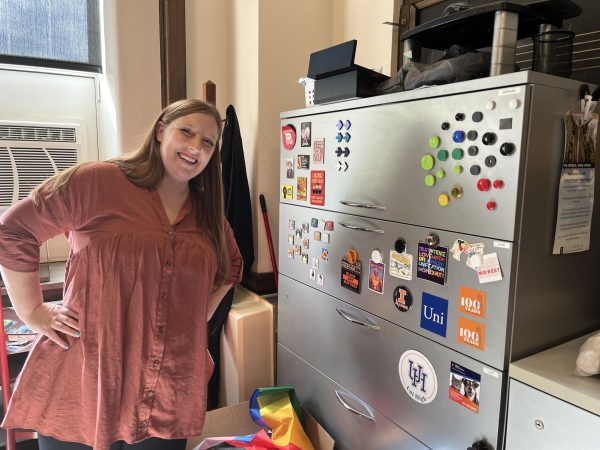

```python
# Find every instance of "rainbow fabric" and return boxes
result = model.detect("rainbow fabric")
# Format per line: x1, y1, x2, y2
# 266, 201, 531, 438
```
194, 387, 315, 450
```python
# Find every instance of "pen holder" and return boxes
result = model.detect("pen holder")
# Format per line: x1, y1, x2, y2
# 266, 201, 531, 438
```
532, 31, 575, 78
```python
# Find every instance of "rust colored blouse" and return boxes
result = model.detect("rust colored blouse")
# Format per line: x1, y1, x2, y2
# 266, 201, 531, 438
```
0, 162, 242, 449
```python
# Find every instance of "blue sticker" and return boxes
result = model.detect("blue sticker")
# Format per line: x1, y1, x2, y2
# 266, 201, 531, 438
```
421, 292, 448, 337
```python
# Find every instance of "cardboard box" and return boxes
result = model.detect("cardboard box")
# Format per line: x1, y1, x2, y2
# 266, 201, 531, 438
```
186, 401, 335, 450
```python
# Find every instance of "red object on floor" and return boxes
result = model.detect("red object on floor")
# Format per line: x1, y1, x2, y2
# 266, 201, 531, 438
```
259, 194, 278, 291
0, 306, 37, 449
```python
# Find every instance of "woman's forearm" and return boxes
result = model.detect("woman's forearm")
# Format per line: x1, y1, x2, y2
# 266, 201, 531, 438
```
207, 283, 233, 321
0, 265, 43, 320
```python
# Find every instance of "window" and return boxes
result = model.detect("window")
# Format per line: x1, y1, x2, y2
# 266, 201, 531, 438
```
0, 0, 101, 72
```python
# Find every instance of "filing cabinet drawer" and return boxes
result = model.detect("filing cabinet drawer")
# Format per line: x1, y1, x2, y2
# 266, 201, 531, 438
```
505, 379, 600, 450
277, 344, 429, 450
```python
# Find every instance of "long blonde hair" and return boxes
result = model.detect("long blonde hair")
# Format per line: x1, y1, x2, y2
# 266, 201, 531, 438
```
32, 99, 231, 288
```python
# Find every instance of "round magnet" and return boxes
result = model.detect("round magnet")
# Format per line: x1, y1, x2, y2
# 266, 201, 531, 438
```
469, 253, 483, 268
281, 125, 296, 150
393, 286, 413, 312
394, 239, 406, 253
371, 250, 382, 263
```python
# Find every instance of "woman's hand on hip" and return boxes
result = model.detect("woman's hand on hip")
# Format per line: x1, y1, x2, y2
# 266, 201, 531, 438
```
23, 303, 80, 350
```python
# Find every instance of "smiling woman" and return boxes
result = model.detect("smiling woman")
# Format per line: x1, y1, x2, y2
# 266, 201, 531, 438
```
0, 99, 243, 450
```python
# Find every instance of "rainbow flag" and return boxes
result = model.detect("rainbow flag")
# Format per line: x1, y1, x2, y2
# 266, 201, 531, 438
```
194, 387, 315, 450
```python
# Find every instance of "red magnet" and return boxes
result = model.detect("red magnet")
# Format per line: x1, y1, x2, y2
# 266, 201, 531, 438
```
281, 124, 297, 150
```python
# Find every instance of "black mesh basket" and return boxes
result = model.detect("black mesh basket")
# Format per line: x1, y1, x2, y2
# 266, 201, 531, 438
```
532, 31, 575, 78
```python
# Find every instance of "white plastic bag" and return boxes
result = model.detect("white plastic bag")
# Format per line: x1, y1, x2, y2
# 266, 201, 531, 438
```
574, 331, 600, 376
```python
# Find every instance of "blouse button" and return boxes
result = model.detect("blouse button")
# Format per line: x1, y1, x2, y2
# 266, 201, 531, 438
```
138, 420, 148, 428
157, 326, 165, 334
152, 359, 161, 368
161, 292, 167, 300
165, 260, 172, 267
167, 231, 174, 237
144, 390, 155, 399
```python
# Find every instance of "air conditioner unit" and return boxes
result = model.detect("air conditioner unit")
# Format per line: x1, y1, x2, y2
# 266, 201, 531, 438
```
0, 120, 83, 267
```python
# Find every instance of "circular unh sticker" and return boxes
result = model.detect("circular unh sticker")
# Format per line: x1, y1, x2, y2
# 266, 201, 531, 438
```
393, 286, 413, 312
399, 350, 438, 404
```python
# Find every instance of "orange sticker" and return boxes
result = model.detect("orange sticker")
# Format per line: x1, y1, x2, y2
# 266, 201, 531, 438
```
457, 317, 485, 351
458, 286, 486, 319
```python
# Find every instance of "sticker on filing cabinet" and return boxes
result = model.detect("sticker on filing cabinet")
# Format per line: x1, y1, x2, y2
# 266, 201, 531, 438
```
287, 234, 294, 245
317, 273, 324, 286
285, 158, 294, 179
325, 220, 334, 231
302, 223, 310, 234
482, 366, 499, 378
302, 238, 309, 249
281, 124, 296, 150
309, 268, 316, 280
476, 253, 503, 284
314, 231, 321, 241
311, 258, 319, 270
301, 253, 309, 264
297, 177, 307, 201
310, 171, 325, 206
389, 250, 413, 280
313, 138, 325, 164
301, 122, 311, 147
393, 286, 413, 312
421, 292, 448, 337
493, 241, 511, 250
287, 248, 294, 259
368, 260, 385, 294
371, 250, 383, 264
450, 239, 484, 270
457, 317, 485, 351
323, 233, 330, 243
449, 362, 481, 414
459, 286, 486, 319
498, 87, 520, 96
295, 229, 302, 240
310, 218, 318, 229
288, 219, 295, 230
417, 243, 448, 286
318, 219, 326, 230
294, 245, 301, 256
282, 184, 293, 200
321, 247, 329, 262
297, 154, 310, 170
399, 350, 438, 404
341, 250, 361, 293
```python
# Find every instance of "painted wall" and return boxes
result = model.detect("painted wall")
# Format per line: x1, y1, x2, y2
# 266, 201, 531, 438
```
101, 0, 162, 157
186, 0, 394, 275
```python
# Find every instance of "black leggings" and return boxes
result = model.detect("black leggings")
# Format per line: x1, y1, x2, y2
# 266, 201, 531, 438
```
37, 434, 187, 450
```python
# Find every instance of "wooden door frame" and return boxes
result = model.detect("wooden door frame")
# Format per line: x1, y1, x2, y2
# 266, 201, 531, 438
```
159, 0, 187, 107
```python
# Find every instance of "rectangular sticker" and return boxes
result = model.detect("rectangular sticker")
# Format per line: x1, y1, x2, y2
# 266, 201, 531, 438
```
457, 316, 485, 351
449, 362, 481, 414
458, 286, 487, 319
389, 250, 413, 280
421, 292, 448, 337
341, 257, 361, 293
281, 184, 293, 199
476, 252, 503, 284
313, 138, 325, 164
310, 171, 325, 206
296, 177, 307, 201
416, 243, 448, 286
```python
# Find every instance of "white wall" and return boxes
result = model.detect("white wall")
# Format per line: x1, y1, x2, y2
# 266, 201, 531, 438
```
333, 0, 395, 76
185, 0, 395, 276
100, 0, 162, 157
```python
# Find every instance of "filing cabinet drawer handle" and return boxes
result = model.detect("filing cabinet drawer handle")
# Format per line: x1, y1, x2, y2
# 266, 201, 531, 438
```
340, 200, 386, 210
339, 221, 385, 234
336, 308, 381, 330
335, 390, 376, 422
